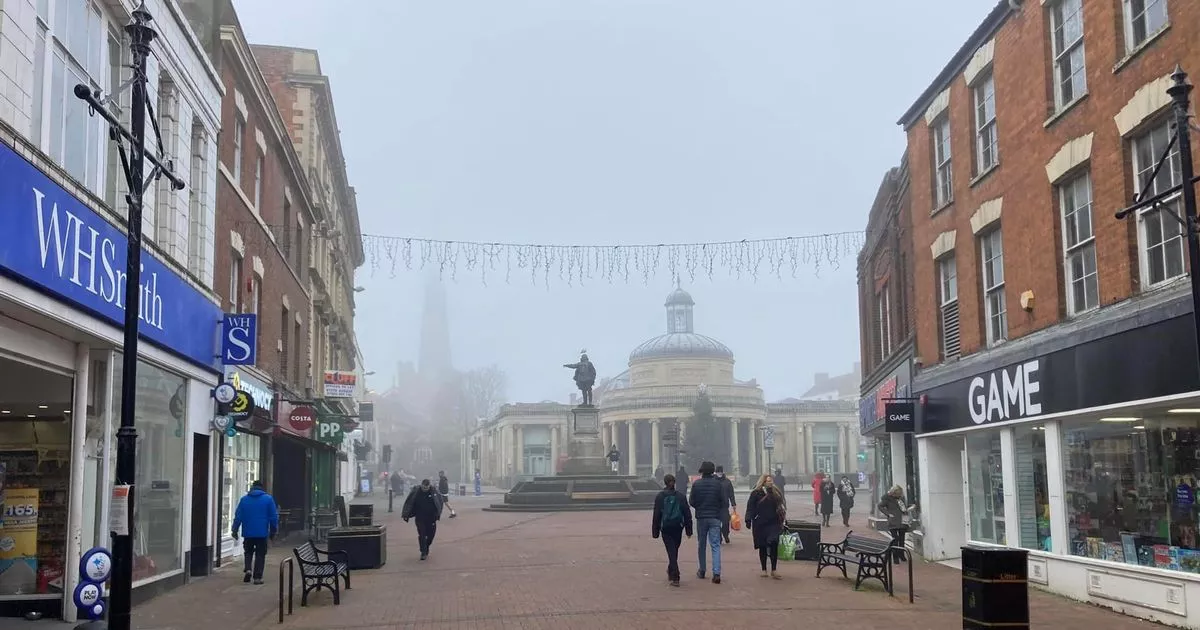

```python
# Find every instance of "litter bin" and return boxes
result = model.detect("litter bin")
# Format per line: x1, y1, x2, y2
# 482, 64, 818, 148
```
458, 484, 467, 496
327, 524, 387, 570
348, 503, 374, 527
785, 520, 821, 561
962, 545, 1029, 629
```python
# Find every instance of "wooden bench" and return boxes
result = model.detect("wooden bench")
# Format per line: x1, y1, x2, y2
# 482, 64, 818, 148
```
293, 541, 351, 606
816, 531, 913, 602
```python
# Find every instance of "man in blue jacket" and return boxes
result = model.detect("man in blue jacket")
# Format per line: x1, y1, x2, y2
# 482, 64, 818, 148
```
231, 480, 279, 585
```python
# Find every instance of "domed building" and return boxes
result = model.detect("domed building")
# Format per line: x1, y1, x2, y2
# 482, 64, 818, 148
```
596, 287, 768, 478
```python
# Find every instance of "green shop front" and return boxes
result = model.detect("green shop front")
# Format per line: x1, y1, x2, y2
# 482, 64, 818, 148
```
271, 399, 341, 536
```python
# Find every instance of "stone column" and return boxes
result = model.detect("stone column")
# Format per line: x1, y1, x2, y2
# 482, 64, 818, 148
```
747, 420, 759, 476
804, 424, 815, 472
837, 424, 848, 473
550, 425, 560, 475
515, 424, 525, 476
627, 420, 638, 475
795, 425, 805, 477
651, 419, 661, 472
729, 419, 741, 476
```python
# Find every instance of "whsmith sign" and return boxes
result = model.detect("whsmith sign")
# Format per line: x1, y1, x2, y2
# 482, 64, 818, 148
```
0, 142, 221, 371
915, 314, 1200, 434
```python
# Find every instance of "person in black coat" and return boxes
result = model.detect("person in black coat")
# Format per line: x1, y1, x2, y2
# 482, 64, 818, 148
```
715, 465, 736, 544
401, 479, 444, 560
651, 473, 694, 586
745, 473, 786, 579
836, 475, 856, 526
676, 465, 689, 495
819, 478, 837, 526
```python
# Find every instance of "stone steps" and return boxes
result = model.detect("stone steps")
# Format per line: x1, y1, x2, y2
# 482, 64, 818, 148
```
482, 502, 655, 512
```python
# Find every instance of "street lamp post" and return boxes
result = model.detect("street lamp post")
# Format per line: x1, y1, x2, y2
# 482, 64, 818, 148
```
73, 5, 184, 630
1116, 66, 1200, 369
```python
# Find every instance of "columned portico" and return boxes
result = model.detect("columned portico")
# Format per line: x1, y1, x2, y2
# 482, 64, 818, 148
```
804, 423, 815, 472
729, 418, 740, 475
627, 420, 638, 474
515, 423, 525, 475
795, 425, 805, 477
550, 425, 560, 474
651, 419, 661, 471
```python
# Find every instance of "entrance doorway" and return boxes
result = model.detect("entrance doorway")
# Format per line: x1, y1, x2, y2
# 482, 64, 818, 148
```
190, 434, 211, 577
815, 454, 835, 474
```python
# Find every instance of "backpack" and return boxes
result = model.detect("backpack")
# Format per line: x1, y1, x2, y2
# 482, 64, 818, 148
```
661, 492, 684, 529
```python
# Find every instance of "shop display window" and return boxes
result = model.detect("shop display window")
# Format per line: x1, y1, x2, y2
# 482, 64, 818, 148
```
874, 437, 893, 516
112, 356, 187, 582
219, 432, 261, 540
0, 356, 74, 597
966, 431, 1005, 545
1015, 425, 1052, 551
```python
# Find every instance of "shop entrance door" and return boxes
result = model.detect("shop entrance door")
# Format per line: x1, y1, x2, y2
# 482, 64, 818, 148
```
815, 454, 835, 474
190, 434, 211, 576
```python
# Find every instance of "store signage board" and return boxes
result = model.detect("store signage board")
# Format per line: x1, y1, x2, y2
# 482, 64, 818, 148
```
289, 406, 316, 432
359, 401, 374, 423
316, 419, 344, 445
323, 371, 356, 398
227, 369, 272, 410
0, 142, 222, 372
884, 402, 915, 433
915, 314, 1200, 433
228, 390, 256, 421
220, 314, 257, 365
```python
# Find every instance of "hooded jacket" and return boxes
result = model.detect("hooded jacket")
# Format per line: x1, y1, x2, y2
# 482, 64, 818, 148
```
402, 485, 444, 523
232, 488, 279, 539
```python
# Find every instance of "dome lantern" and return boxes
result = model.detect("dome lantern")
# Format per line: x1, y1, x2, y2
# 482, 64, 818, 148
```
628, 286, 734, 363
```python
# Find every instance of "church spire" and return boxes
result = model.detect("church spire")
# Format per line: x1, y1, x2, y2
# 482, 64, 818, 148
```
418, 275, 453, 380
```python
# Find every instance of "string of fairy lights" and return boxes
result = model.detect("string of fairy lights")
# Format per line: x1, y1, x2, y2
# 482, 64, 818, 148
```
231, 221, 865, 286
359, 231, 865, 286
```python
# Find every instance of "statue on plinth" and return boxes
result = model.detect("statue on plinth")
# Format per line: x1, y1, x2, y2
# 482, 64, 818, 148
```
563, 350, 597, 406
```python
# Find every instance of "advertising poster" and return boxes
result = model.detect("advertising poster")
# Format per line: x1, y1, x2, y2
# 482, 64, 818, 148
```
0, 488, 39, 594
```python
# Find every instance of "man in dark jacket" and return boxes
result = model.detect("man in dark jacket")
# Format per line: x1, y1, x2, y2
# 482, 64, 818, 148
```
651, 473, 693, 586
715, 465, 736, 544
689, 461, 725, 584
231, 480, 278, 585
402, 479, 444, 560
437, 471, 457, 518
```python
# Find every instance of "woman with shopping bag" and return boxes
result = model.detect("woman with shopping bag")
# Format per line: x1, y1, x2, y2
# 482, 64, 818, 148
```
745, 473, 786, 579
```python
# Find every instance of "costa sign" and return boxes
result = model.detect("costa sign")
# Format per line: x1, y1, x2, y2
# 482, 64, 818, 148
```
288, 406, 316, 432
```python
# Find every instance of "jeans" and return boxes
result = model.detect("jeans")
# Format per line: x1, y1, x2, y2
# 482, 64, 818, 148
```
416, 520, 438, 553
661, 527, 682, 580
242, 537, 268, 580
696, 517, 722, 576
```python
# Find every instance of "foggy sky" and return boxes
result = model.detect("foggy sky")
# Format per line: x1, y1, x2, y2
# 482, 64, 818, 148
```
233, 1, 996, 402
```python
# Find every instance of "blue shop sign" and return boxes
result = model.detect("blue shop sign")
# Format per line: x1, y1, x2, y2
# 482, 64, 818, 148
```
0, 141, 220, 372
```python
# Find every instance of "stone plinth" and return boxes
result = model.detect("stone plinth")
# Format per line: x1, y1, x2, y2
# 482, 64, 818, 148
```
561, 406, 606, 475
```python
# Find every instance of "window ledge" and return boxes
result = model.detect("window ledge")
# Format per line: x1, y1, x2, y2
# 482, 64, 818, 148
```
1113, 24, 1171, 75
1044, 94, 1089, 129
931, 200, 954, 217
970, 163, 999, 188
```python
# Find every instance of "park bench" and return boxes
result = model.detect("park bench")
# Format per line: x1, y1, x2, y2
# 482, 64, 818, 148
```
293, 541, 351, 606
816, 531, 913, 602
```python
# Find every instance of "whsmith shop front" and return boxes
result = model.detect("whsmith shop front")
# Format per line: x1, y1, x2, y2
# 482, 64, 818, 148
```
910, 289, 1200, 627
0, 132, 222, 619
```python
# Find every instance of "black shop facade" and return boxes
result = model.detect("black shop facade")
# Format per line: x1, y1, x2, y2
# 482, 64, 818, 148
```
910, 301, 1200, 626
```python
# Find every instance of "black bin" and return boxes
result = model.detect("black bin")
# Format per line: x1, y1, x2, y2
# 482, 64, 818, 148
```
348, 503, 374, 527
458, 484, 467, 496
327, 524, 387, 570
785, 520, 821, 561
962, 546, 1029, 629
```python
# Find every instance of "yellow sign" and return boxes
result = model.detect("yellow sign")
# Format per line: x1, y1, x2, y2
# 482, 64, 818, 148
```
0, 488, 39, 594
231, 391, 251, 414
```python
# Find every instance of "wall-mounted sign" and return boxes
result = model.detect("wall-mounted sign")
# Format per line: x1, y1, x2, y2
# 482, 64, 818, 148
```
915, 313, 1200, 433
227, 369, 272, 411
0, 142, 222, 372
323, 371, 356, 398
884, 401, 915, 433
316, 419, 344, 445
358, 401, 374, 423
220, 314, 257, 365
289, 406, 316, 432
228, 390, 255, 421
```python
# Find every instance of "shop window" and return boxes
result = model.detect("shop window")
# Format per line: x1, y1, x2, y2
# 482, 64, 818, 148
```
1063, 415, 1200, 574
966, 431, 1005, 544
0, 354, 74, 596
111, 356, 187, 581
1015, 425, 1052, 551
219, 432, 261, 547
938, 256, 960, 360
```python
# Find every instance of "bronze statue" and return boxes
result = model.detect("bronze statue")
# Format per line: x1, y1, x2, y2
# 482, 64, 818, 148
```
564, 351, 597, 406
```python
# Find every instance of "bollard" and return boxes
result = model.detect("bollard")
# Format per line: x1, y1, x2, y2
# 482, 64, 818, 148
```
388, 488, 394, 513
278, 557, 294, 624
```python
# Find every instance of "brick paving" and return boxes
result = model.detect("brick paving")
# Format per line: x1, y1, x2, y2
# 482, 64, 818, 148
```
1, 492, 1171, 629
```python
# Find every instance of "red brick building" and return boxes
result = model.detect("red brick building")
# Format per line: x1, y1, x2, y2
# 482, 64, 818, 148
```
897, 1, 1200, 625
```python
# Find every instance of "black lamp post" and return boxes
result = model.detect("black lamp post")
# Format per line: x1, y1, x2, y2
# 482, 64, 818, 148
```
73, 4, 184, 630
1115, 65, 1200, 370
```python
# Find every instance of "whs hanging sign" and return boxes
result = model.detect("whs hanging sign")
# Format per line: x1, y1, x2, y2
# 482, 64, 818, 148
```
220, 314, 257, 365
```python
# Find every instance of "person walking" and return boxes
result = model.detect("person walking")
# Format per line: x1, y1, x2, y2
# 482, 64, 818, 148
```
230, 480, 278, 585
836, 475, 856, 526
715, 465, 736, 544
437, 471, 457, 518
810, 471, 825, 515
401, 478, 445, 560
654, 464, 665, 484
608, 445, 621, 473
819, 477, 836, 526
773, 467, 787, 498
651, 473, 693, 587
676, 465, 689, 496
878, 484, 912, 564
689, 461, 725, 584
390, 470, 404, 499
745, 473, 786, 579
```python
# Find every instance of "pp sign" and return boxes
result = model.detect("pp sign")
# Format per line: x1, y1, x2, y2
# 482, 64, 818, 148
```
317, 420, 343, 444
220, 314, 257, 365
